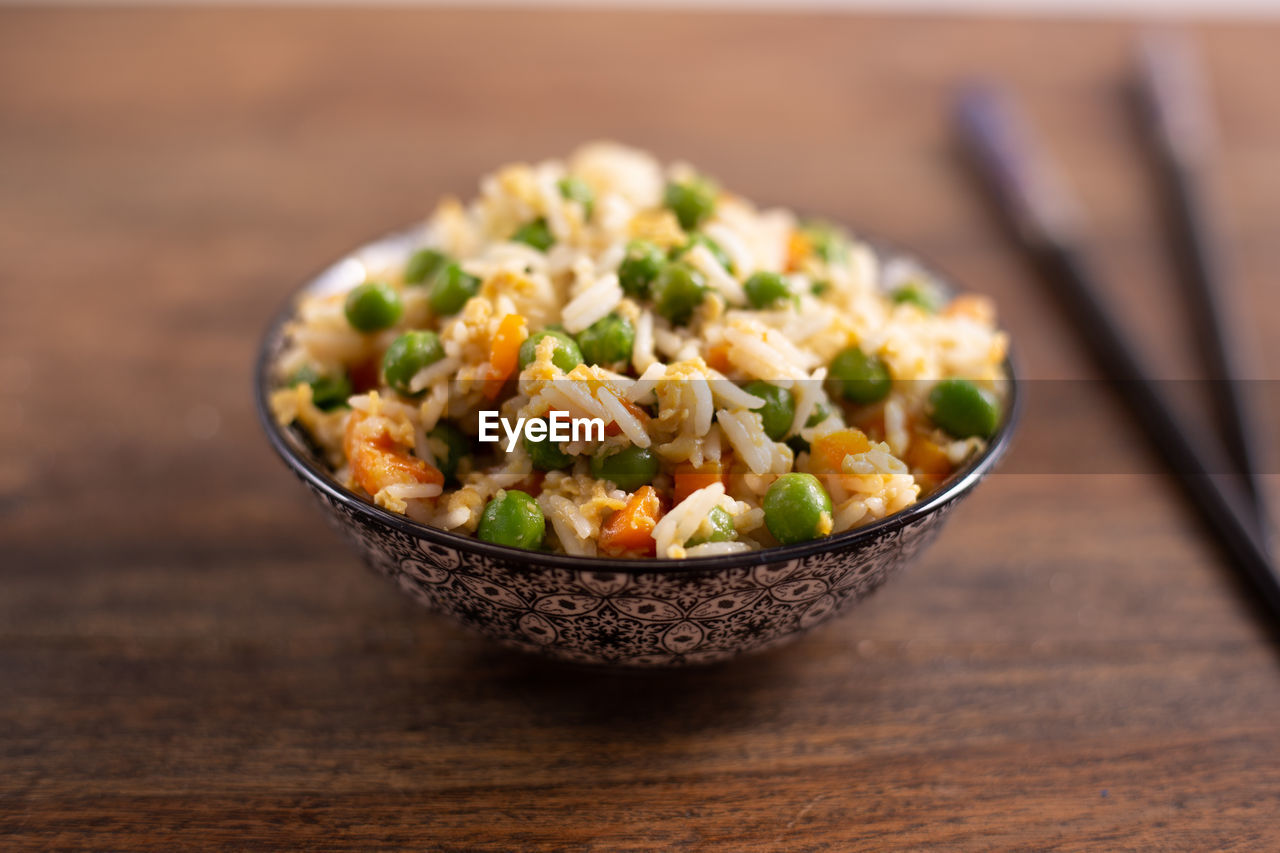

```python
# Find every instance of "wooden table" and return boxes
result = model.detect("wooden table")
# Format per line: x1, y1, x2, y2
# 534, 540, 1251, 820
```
3, 9, 1278, 850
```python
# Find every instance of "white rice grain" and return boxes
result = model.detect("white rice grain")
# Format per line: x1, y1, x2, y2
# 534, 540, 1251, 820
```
417, 382, 451, 432
437, 505, 472, 530
628, 361, 667, 403
707, 371, 766, 411
632, 310, 658, 374
542, 495, 596, 557
597, 386, 650, 448
544, 379, 611, 423
652, 483, 726, 558
684, 541, 753, 558
653, 326, 688, 359
834, 498, 870, 532
789, 366, 828, 436
347, 393, 419, 421
686, 243, 746, 306
298, 295, 346, 324
703, 423, 723, 462
675, 341, 702, 362
383, 482, 444, 501
702, 222, 753, 276
723, 321, 813, 381
562, 272, 622, 334
691, 375, 714, 437
717, 408, 772, 475
408, 356, 461, 394
884, 396, 909, 457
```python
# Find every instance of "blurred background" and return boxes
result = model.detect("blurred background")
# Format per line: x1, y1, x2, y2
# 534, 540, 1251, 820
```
3, 1, 1278, 849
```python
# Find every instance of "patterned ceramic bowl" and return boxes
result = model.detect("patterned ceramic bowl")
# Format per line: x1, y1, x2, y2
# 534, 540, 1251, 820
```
256, 228, 1019, 667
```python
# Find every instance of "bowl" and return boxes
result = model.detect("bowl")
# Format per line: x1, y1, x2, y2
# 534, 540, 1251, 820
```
255, 226, 1019, 667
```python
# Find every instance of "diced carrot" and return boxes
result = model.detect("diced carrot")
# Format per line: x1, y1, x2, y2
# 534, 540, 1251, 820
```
905, 437, 952, 479
810, 428, 872, 474
906, 437, 953, 495
705, 340, 732, 373
484, 313, 528, 399
672, 456, 731, 504
599, 485, 663, 557
344, 412, 444, 497
785, 230, 813, 272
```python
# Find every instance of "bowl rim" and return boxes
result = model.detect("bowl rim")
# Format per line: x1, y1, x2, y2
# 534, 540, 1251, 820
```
254, 223, 1021, 573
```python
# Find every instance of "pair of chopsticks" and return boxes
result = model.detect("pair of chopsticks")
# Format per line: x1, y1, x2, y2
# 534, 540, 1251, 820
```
954, 33, 1279, 624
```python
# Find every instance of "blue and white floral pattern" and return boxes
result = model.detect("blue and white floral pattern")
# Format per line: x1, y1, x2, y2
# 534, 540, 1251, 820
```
298, 475, 955, 667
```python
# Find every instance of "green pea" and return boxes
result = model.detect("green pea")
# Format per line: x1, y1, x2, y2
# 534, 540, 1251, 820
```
651, 262, 708, 326
477, 490, 545, 550
686, 506, 736, 547
828, 345, 892, 404
763, 473, 833, 546
743, 381, 796, 441
511, 218, 555, 252
673, 233, 733, 273
800, 221, 850, 264
811, 280, 832, 297
805, 401, 833, 428
929, 378, 1001, 439
288, 366, 352, 411
891, 280, 940, 313
590, 445, 660, 492
557, 177, 595, 220
427, 422, 470, 486
577, 314, 634, 366
382, 331, 445, 396
344, 280, 403, 332
428, 262, 480, 316
618, 240, 667, 300
664, 177, 718, 231
744, 271, 794, 309
404, 248, 448, 285
518, 329, 584, 373
524, 421, 574, 471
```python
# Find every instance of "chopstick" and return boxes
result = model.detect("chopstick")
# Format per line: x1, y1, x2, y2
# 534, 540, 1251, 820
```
953, 83, 1280, 624
1132, 32, 1271, 534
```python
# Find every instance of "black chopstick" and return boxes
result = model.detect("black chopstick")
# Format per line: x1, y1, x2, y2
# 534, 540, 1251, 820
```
954, 83, 1280, 624
1132, 32, 1271, 534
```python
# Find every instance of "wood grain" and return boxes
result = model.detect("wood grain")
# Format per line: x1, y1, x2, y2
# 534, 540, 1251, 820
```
2, 8, 1278, 851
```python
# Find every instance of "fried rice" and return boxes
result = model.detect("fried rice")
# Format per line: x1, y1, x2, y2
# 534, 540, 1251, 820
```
270, 142, 1009, 559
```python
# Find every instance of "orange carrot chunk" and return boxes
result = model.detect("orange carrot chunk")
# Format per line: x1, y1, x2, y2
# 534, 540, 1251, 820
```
785, 230, 812, 272
905, 437, 953, 479
599, 485, 663, 557
705, 340, 732, 374
484, 313, 528, 399
672, 457, 731, 504
809, 428, 872, 474
344, 414, 444, 497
